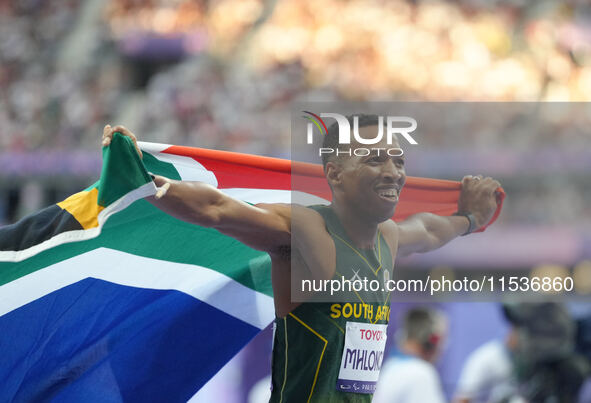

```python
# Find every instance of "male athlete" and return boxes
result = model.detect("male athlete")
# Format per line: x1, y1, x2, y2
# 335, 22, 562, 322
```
102, 115, 501, 402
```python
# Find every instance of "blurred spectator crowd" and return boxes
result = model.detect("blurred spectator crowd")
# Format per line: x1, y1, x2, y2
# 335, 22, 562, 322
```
1, 0, 591, 153
1, 0, 591, 228
0, 0, 129, 151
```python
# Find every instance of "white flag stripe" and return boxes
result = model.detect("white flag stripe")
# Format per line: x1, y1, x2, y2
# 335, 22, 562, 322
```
0, 248, 274, 329
150, 153, 219, 186
137, 141, 173, 154
221, 188, 329, 205
147, 151, 329, 205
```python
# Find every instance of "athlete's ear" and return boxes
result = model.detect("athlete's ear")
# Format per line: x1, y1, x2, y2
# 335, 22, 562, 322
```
325, 160, 342, 188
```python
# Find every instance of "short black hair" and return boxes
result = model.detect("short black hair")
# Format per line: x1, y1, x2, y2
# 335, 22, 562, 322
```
321, 113, 383, 168
402, 307, 444, 350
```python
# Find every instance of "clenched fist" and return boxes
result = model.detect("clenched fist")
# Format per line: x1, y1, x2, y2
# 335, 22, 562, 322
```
102, 124, 143, 159
457, 175, 502, 228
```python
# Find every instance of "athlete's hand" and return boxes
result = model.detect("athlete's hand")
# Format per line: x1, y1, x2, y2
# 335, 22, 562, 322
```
457, 175, 501, 228
102, 124, 143, 159
101, 124, 171, 198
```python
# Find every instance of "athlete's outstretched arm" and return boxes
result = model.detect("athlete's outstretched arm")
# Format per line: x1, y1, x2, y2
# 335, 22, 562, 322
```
102, 124, 291, 253
151, 175, 291, 250
396, 175, 501, 258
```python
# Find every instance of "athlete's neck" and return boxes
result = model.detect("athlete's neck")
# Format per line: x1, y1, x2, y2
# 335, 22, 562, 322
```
330, 202, 378, 249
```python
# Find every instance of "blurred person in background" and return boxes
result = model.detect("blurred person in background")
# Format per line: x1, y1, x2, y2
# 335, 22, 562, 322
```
372, 307, 447, 403
455, 302, 589, 403
248, 374, 271, 403
574, 306, 591, 403
454, 307, 515, 403
505, 303, 590, 403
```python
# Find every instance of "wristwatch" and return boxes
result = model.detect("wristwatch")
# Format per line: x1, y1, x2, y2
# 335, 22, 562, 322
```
453, 211, 477, 236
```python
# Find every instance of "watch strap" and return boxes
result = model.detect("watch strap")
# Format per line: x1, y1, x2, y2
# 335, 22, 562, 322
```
453, 211, 477, 236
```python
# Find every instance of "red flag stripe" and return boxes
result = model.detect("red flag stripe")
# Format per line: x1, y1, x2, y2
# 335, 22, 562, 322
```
159, 145, 504, 230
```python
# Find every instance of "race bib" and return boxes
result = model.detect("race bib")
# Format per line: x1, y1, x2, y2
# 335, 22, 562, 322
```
336, 321, 387, 394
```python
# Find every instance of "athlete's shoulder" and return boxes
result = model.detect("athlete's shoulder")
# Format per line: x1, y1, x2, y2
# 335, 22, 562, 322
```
290, 204, 330, 230
378, 219, 399, 258
290, 205, 336, 279
378, 219, 398, 237
255, 203, 327, 226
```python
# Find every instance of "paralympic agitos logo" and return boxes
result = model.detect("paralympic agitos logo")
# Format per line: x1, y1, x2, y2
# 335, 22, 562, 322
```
302, 112, 418, 157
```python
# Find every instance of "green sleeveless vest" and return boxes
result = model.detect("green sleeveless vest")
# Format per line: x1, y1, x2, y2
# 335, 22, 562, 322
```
269, 205, 394, 403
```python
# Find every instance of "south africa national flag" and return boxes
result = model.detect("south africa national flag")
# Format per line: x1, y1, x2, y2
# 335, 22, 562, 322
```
0, 134, 276, 402
0, 134, 504, 402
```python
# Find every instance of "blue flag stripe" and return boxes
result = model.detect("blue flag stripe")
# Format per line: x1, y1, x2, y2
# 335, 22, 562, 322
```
0, 278, 260, 403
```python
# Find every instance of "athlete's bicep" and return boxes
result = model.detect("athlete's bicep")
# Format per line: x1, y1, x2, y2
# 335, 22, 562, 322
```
396, 214, 439, 258
213, 199, 291, 253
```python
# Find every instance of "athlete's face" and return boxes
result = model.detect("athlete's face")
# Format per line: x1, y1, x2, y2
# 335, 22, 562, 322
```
329, 125, 406, 222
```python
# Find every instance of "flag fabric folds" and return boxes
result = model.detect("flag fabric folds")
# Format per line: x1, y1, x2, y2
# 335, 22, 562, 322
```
0, 134, 504, 402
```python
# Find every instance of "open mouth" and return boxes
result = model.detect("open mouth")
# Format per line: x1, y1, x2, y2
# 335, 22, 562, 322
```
376, 187, 399, 202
